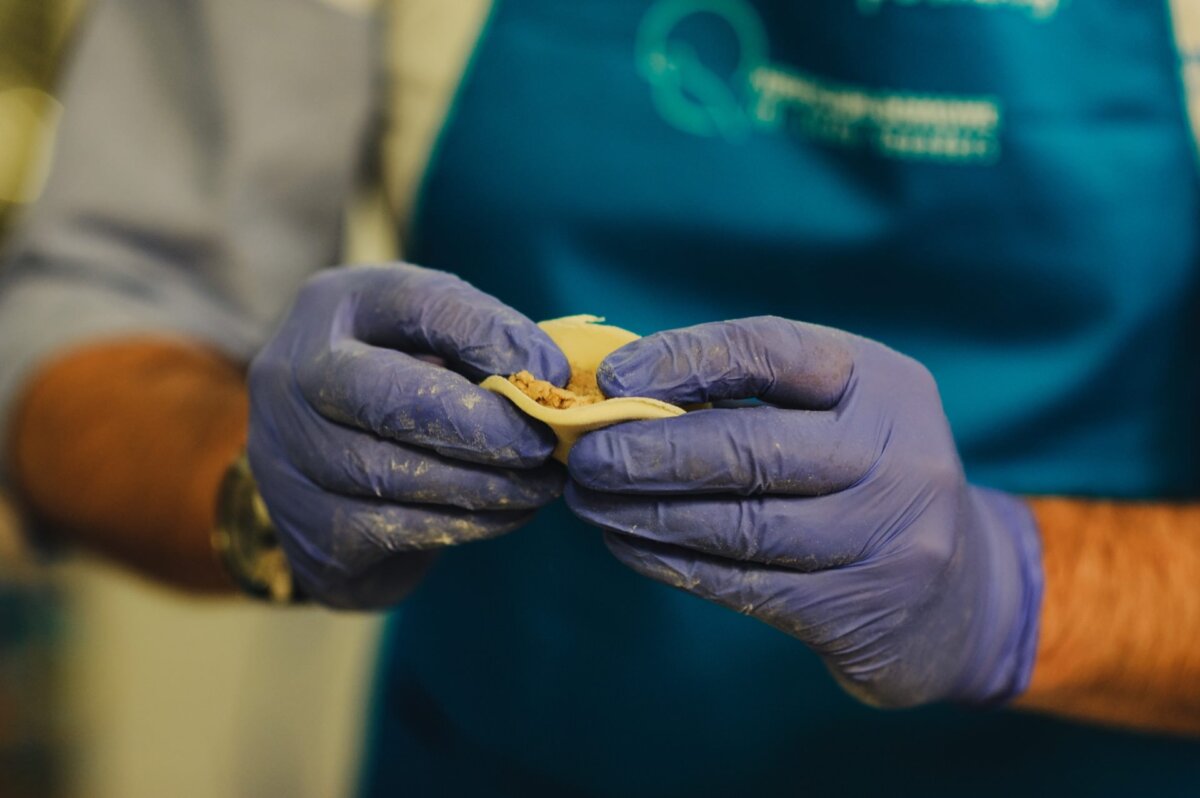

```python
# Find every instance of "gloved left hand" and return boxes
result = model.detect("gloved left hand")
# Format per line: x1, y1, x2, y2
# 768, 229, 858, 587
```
565, 317, 1043, 708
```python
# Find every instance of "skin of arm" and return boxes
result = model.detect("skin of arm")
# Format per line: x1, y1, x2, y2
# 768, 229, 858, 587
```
1017, 497, 1200, 735
8, 337, 245, 591
7, 336, 1200, 731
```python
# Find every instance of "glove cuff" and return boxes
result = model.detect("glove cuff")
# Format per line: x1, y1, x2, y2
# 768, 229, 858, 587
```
954, 487, 1045, 705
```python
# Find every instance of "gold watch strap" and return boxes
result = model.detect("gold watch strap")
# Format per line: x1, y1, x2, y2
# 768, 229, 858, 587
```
212, 455, 303, 604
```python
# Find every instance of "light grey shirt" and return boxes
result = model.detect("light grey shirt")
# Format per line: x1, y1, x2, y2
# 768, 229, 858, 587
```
0, 0, 382, 458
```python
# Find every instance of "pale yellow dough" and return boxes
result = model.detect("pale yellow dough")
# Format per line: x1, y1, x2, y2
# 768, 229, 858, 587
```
481, 315, 685, 463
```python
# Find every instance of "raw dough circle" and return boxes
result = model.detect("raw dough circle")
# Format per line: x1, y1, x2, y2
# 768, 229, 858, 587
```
481, 315, 685, 463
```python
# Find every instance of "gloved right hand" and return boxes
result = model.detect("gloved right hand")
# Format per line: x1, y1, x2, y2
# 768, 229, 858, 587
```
247, 263, 569, 608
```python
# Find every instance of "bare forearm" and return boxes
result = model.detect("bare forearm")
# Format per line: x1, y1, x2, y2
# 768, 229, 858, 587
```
6, 337, 247, 591
1016, 497, 1200, 734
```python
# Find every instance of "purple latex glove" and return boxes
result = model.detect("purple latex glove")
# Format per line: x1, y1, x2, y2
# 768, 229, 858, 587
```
248, 263, 569, 609
565, 317, 1043, 707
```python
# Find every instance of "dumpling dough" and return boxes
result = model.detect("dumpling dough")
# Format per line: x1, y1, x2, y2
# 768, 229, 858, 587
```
481, 315, 684, 463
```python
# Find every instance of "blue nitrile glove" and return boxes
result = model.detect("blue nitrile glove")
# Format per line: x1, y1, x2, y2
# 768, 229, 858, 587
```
247, 264, 569, 609
565, 317, 1043, 707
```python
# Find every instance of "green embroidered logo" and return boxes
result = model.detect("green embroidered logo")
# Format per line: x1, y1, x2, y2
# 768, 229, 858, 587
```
636, 0, 767, 140
636, 0, 1004, 162
858, 0, 1061, 21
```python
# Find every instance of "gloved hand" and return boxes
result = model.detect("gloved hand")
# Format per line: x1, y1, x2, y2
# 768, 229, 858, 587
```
248, 263, 569, 609
565, 317, 1043, 707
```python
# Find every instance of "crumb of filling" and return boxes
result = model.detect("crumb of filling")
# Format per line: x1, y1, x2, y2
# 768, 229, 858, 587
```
508, 368, 605, 409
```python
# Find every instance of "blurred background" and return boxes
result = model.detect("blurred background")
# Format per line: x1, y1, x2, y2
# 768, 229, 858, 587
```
0, 2, 384, 796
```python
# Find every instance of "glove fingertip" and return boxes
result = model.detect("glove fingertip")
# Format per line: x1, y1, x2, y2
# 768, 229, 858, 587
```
528, 334, 572, 386
601, 531, 696, 590
597, 331, 713, 402
564, 431, 617, 491
475, 320, 571, 386
517, 424, 560, 467
596, 344, 653, 398
481, 409, 559, 467
561, 479, 591, 515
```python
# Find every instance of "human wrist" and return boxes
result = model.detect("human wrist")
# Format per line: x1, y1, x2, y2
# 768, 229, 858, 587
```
951, 487, 1044, 705
190, 395, 252, 592
212, 454, 307, 603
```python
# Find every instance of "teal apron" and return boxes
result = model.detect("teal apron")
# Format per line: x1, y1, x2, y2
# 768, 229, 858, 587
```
363, 1, 1200, 794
